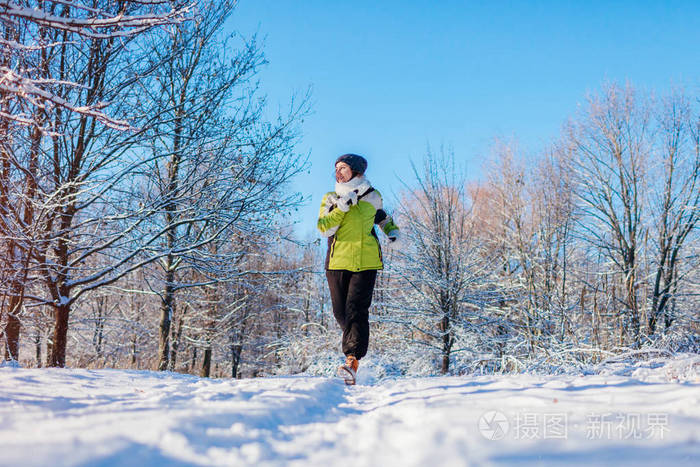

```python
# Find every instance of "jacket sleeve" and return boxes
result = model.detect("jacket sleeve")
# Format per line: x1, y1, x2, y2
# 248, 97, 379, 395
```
317, 192, 346, 236
372, 191, 399, 236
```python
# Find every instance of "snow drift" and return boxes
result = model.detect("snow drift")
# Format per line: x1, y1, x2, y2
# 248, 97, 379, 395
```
1, 354, 698, 466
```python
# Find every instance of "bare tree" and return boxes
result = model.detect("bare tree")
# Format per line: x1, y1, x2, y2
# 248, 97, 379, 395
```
0, 0, 191, 365
136, 0, 308, 370
480, 139, 577, 357
392, 149, 494, 374
647, 91, 699, 333
0, 0, 189, 129
566, 84, 651, 348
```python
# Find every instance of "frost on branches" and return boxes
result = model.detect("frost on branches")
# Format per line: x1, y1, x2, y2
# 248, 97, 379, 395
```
0, 0, 309, 370
0, 0, 190, 130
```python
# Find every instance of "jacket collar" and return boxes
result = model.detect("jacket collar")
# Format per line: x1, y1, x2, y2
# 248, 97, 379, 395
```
335, 175, 372, 197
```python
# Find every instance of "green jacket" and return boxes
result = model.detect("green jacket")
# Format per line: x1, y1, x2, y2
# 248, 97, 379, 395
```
317, 182, 399, 271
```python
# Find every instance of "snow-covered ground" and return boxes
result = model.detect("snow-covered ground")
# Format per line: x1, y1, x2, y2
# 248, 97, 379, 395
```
1, 355, 699, 466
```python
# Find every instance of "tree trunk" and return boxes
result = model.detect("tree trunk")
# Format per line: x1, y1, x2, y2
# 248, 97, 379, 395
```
625, 268, 640, 348
49, 303, 70, 367
190, 346, 197, 373
157, 249, 176, 370
157, 101, 182, 370
4, 292, 21, 361
131, 336, 138, 366
441, 352, 450, 375
650, 245, 682, 335
665, 266, 680, 330
201, 347, 212, 378
231, 343, 242, 379
157, 286, 173, 371
93, 298, 105, 358
169, 308, 186, 372
2, 112, 40, 363
441, 314, 451, 374
34, 328, 42, 368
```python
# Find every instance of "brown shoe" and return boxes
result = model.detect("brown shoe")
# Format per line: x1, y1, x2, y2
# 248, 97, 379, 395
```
338, 355, 359, 385
345, 355, 359, 373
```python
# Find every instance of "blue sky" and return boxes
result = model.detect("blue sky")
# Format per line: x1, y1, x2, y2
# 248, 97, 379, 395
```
228, 1, 700, 239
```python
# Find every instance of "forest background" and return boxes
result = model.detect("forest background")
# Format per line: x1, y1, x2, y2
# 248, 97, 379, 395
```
1, 0, 698, 377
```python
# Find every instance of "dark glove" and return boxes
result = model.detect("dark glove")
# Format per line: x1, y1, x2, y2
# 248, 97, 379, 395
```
387, 229, 400, 244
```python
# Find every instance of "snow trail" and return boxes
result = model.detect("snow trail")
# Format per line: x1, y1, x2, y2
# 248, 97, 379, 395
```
1, 356, 699, 466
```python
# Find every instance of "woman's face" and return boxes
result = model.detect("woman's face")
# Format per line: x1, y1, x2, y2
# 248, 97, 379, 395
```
335, 162, 353, 183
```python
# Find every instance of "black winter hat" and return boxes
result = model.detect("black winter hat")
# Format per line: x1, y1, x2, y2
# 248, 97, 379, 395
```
335, 153, 367, 175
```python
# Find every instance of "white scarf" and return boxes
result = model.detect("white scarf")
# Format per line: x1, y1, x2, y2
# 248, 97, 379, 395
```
335, 175, 372, 197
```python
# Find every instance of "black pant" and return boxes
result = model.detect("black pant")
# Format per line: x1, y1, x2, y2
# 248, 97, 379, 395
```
326, 269, 378, 360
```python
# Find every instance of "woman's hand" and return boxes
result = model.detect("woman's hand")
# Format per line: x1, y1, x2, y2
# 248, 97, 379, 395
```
337, 191, 358, 212
387, 230, 399, 242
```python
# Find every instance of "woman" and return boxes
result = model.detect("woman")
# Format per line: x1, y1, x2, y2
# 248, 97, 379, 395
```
317, 153, 399, 385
